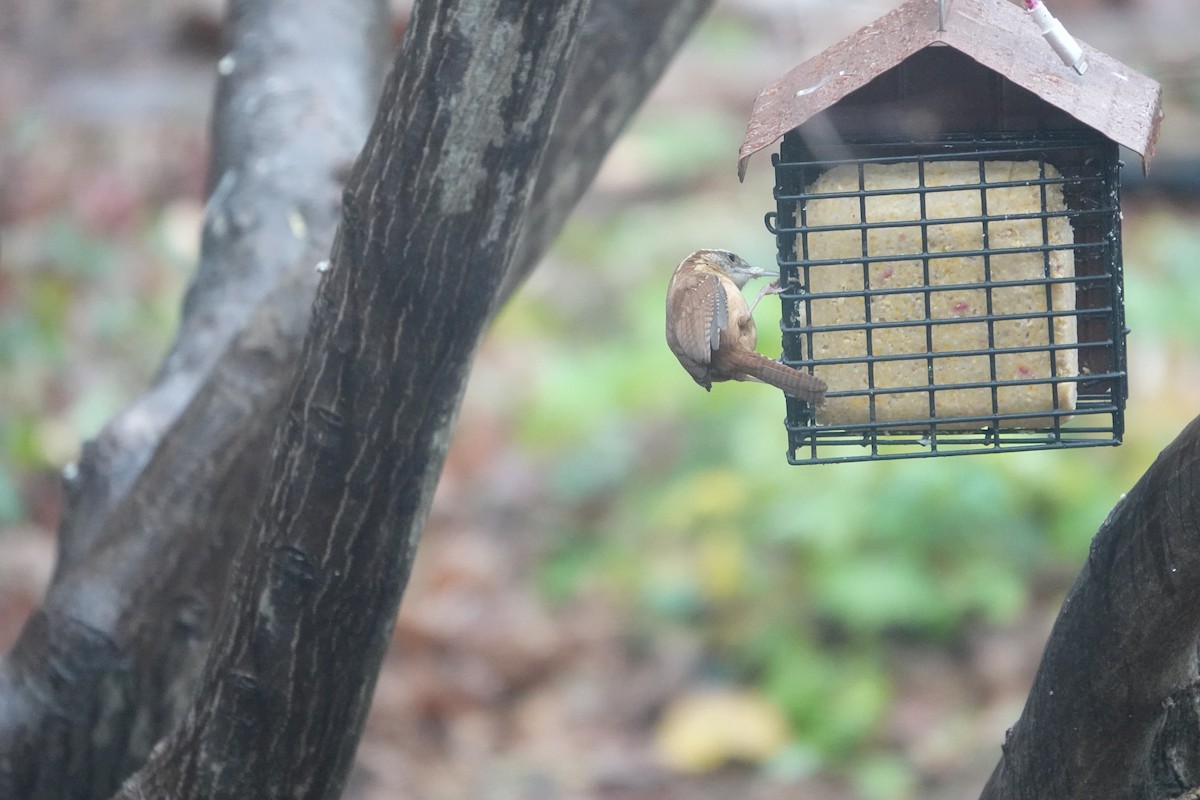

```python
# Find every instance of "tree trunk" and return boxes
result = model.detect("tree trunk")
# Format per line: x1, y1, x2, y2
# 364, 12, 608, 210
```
0, 0, 389, 796
982, 415, 1200, 799
0, 0, 713, 797
115, 2, 594, 794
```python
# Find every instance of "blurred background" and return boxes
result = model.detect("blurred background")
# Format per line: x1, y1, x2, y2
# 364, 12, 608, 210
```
1, 0, 1197, 797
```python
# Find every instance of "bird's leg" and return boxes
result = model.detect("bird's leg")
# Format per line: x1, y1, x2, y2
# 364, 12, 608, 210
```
748, 278, 784, 315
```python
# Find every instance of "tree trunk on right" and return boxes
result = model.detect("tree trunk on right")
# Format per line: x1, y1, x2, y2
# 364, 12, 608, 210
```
983, 414, 1200, 799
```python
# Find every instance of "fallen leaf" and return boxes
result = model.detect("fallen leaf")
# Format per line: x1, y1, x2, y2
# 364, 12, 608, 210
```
655, 687, 791, 773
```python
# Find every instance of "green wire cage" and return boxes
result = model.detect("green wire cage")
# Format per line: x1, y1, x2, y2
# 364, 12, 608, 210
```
736, 0, 1162, 464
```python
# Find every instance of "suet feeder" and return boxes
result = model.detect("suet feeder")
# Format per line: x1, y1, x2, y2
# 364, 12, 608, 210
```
739, 0, 1162, 464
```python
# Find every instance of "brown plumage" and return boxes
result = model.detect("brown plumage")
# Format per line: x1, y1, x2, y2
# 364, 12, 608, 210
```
665, 249, 827, 405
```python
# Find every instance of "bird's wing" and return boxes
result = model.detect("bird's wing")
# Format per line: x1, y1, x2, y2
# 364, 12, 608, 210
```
710, 275, 728, 353
669, 271, 728, 368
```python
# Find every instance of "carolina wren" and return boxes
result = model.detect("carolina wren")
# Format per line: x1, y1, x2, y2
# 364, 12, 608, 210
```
665, 249, 826, 405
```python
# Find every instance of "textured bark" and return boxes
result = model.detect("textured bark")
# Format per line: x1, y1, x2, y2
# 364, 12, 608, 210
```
114, 2, 593, 796
0, 1, 388, 797
506, 0, 713, 297
0, 0, 713, 797
982, 415, 1200, 800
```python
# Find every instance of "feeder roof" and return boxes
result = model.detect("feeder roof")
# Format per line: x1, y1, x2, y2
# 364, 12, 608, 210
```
738, 0, 1164, 179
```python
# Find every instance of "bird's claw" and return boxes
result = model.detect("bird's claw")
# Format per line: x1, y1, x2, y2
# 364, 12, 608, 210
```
748, 278, 784, 314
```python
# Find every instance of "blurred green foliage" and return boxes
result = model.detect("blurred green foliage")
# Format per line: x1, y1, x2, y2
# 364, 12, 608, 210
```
0, 202, 186, 521
1125, 214, 1200, 343
508, 203, 1189, 787
486, 25, 1199, 785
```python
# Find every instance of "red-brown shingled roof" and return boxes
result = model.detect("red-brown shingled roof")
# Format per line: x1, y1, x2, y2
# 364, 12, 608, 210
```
737, 0, 1163, 179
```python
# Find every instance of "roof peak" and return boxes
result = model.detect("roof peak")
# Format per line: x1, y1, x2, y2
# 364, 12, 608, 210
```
738, 0, 1162, 179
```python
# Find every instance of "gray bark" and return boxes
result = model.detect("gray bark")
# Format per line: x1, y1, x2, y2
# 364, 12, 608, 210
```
0, 0, 714, 797
0, 0, 388, 796
982, 415, 1200, 799
116, 1, 595, 794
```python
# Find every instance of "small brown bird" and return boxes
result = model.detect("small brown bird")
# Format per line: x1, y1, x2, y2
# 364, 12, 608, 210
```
665, 249, 827, 405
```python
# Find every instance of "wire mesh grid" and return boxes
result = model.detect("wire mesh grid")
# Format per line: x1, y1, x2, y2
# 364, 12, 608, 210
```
768, 132, 1125, 464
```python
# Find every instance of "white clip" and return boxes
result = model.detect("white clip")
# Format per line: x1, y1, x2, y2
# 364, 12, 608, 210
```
1027, 0, 1088, 75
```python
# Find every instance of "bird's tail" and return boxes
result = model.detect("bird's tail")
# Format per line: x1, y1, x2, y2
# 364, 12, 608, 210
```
728, 349, 827, 405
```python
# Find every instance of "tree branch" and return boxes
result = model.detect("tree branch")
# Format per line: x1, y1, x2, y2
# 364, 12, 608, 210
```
0, 0, 388, 796
115, 1, 594, 796
982, 414, 1200, 799
0, 0, 713, 796
507, 0, 713, 296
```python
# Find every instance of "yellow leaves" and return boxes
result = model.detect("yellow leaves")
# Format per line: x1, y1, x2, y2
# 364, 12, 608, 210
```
654, 468, 748, 532
696, 533, 746, 601
655, 687, 791, 773
637, 469, 757, 609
